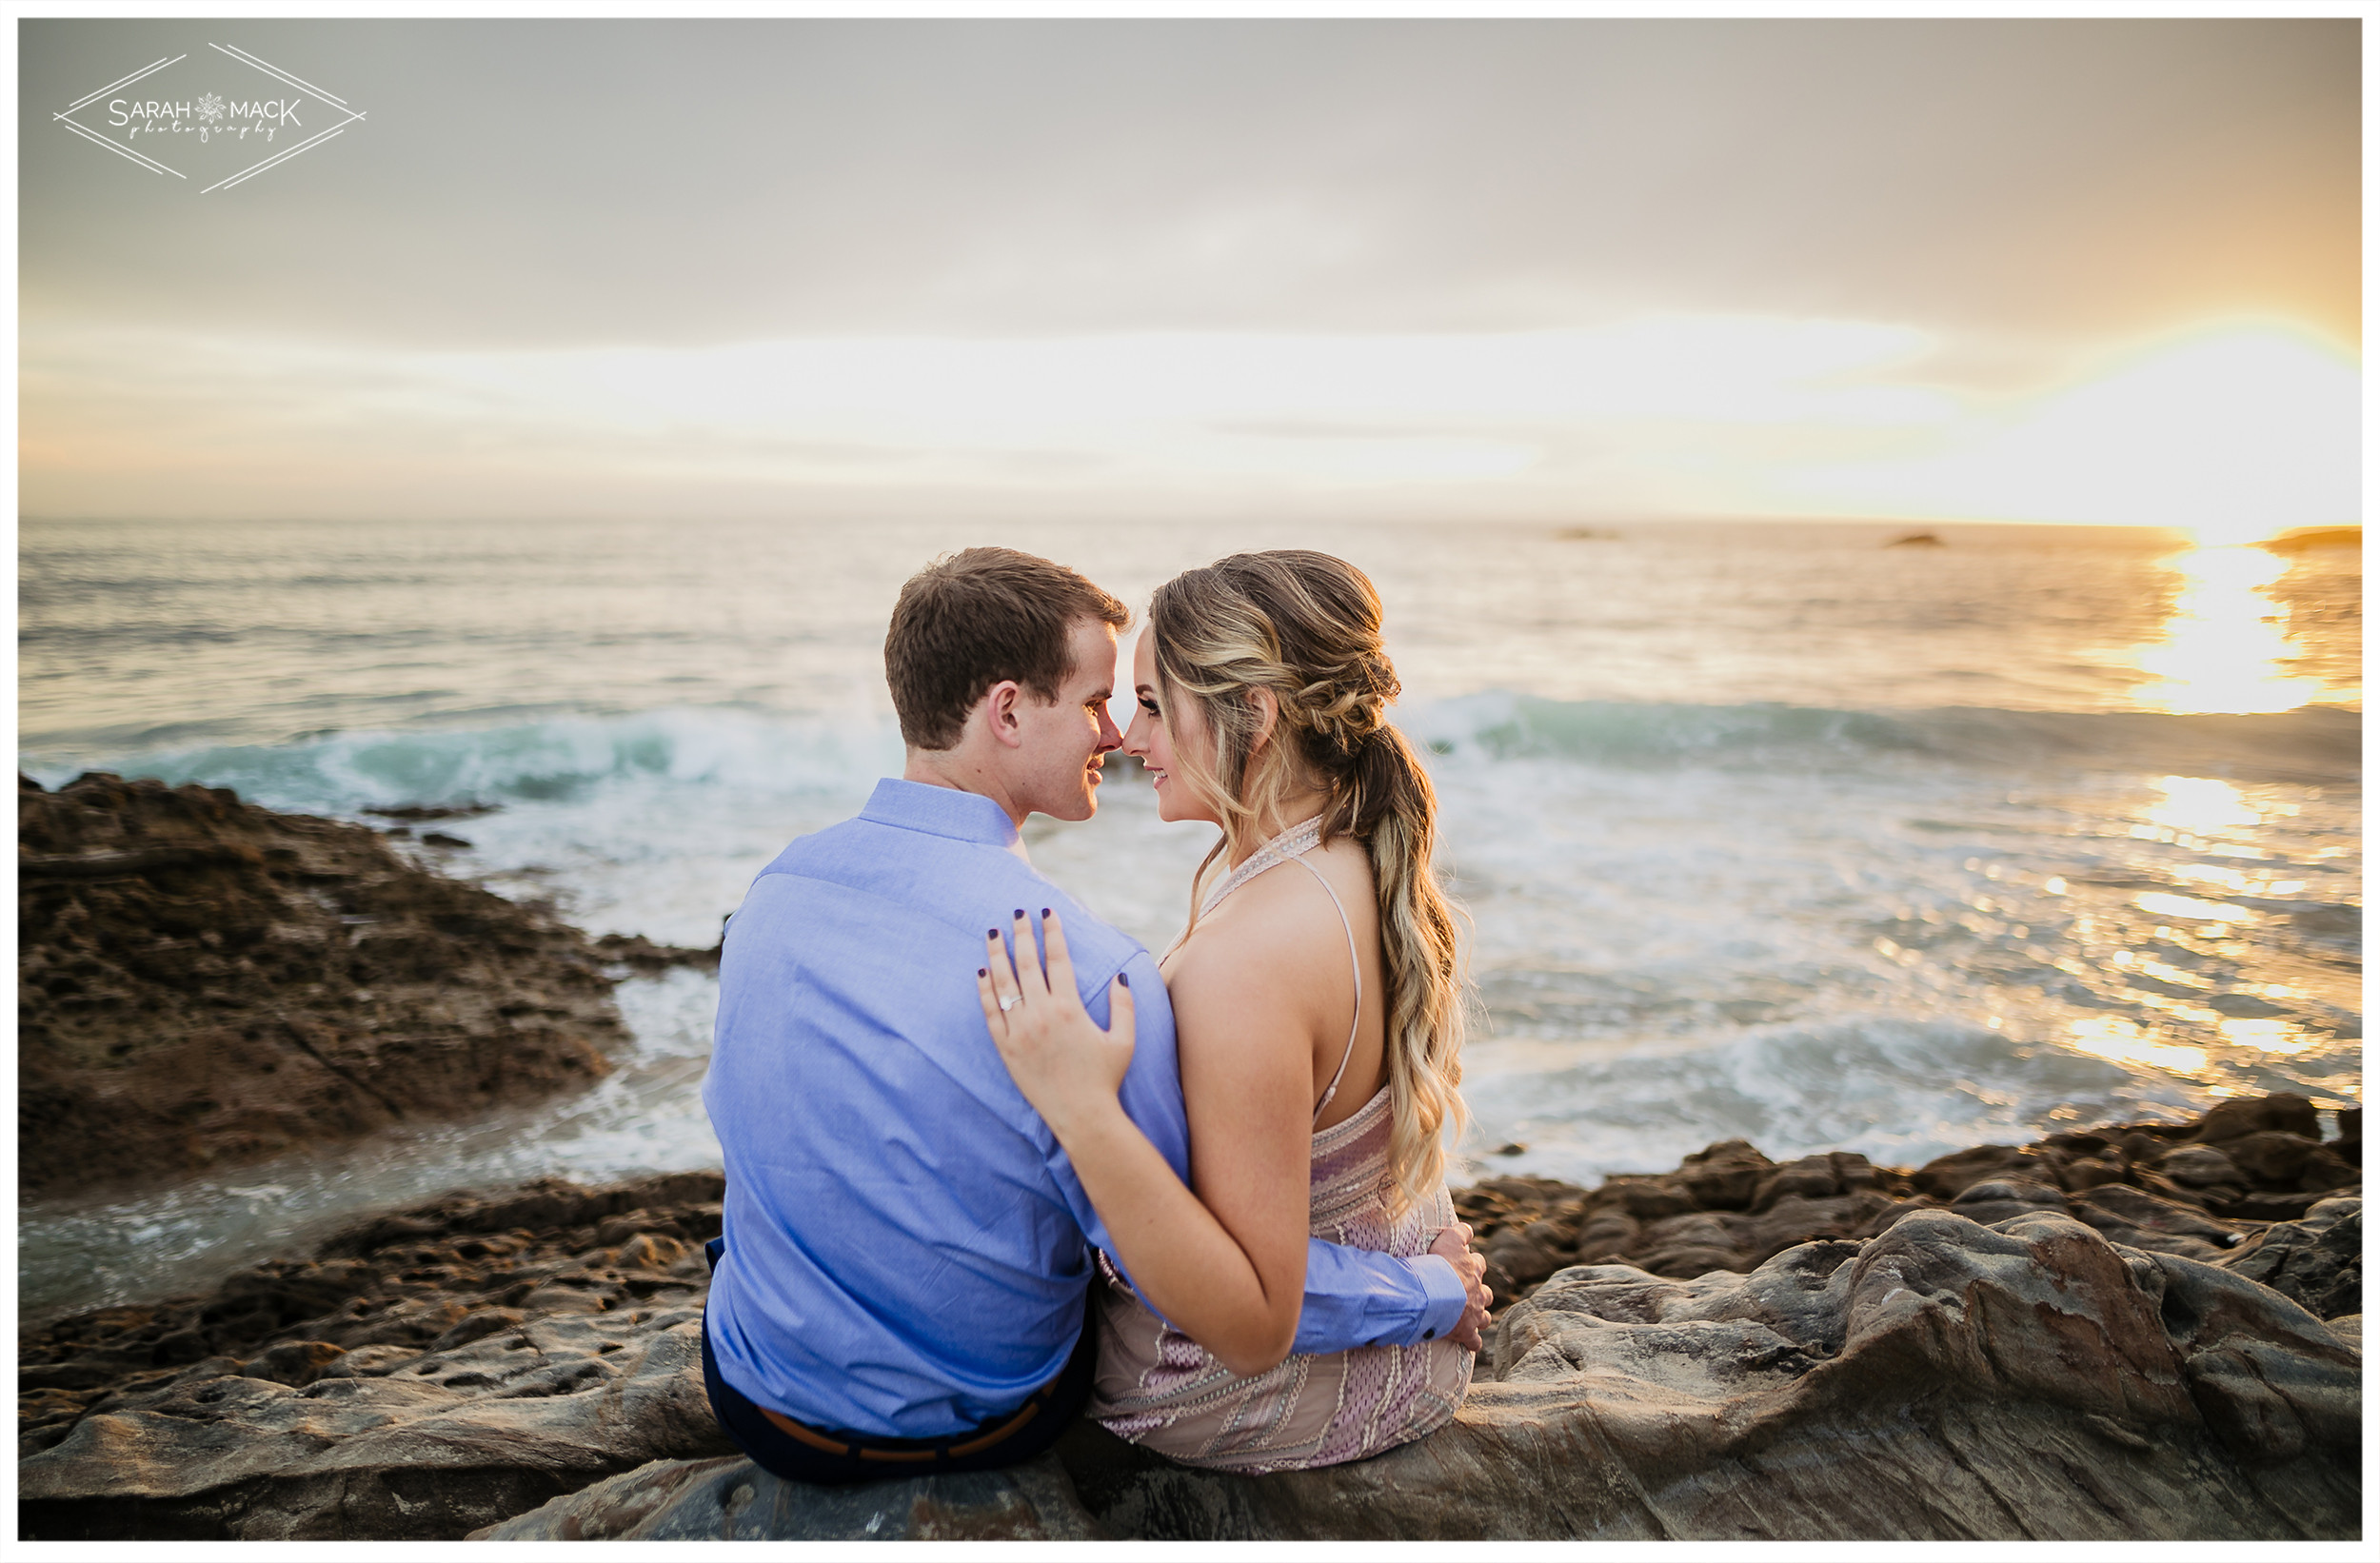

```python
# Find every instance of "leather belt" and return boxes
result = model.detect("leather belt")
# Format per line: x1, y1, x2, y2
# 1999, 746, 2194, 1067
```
757, 1367, 1066, 1464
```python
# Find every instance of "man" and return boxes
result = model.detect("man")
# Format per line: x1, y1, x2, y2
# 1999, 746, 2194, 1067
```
701, 546, 1489, 1483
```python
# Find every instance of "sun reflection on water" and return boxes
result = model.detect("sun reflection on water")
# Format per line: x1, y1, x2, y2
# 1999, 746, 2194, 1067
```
2144, 775, 2266, 837
2132, 542, 2334, 714
2067, 1016, 2209, 1076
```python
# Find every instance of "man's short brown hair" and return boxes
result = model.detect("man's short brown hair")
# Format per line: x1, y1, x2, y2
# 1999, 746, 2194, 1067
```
884, 547, 1130, 750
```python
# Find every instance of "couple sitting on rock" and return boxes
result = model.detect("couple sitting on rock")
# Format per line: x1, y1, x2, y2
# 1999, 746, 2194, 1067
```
699, 545, 1494, 1481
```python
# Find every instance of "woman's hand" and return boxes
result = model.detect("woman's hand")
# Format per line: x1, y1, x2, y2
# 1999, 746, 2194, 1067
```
977, 907, 1136, 1140
1427, 1222, 1493, 1352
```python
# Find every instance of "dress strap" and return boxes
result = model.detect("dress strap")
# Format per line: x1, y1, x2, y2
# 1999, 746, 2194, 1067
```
1172, 814, 1364, 1121
1287, 856, 1364, 1122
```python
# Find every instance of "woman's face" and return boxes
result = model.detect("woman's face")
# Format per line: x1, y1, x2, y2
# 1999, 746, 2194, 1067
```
1124, 631, 1221, 825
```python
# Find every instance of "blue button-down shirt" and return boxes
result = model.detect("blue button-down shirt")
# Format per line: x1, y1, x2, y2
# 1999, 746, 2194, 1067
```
702, 778, 1467, 1438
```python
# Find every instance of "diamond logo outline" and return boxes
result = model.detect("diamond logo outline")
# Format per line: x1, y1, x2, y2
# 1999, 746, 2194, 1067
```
50, 43, 367, 192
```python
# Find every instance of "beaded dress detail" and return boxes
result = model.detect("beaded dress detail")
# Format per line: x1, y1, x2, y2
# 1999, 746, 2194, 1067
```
1089, 819, 1471, 1473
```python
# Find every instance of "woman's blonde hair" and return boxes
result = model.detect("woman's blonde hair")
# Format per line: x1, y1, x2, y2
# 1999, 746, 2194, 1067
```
1151, 550, 1468, 1214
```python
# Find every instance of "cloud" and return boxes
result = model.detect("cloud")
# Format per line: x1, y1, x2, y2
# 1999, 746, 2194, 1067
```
18, 18, 2359, 349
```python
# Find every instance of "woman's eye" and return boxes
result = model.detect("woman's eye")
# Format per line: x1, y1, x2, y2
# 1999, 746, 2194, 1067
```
1138, 699, 1160, 717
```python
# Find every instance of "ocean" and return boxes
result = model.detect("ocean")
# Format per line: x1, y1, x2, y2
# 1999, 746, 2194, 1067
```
16, 515, 2362, 1317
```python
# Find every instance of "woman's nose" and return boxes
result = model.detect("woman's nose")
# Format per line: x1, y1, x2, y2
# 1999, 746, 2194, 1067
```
1121, 709, 1149, 756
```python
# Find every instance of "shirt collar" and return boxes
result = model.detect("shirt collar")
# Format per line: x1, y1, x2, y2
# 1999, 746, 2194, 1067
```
862, 777, 1031, 861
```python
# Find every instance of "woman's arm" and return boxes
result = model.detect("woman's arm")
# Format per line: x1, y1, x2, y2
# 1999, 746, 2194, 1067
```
978, 906, 1319, 1376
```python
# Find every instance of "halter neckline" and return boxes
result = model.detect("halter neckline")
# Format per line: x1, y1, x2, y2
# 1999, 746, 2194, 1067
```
1180, 814, 1364, 1123
1198, 814, 1325, 919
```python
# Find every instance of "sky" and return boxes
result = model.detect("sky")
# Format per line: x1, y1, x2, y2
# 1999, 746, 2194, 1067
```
15, 17, 2364, 531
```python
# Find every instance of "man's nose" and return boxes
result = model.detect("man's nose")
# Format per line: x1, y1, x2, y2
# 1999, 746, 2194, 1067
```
1097, 706, 1123, 753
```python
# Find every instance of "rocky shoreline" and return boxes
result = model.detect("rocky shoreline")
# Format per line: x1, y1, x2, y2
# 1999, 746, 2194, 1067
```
17, 772, 713, 1199
20, 1097, 2360, 1541
16, 775, 2363, 1539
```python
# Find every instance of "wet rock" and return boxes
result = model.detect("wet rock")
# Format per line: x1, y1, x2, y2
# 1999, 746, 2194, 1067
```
473, 1452, 1105, 1540
589, 933, 723, 975
18, 773, 631, 1197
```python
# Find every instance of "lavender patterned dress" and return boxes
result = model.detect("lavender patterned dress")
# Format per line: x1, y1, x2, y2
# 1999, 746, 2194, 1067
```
1087, 820, 1472, 1473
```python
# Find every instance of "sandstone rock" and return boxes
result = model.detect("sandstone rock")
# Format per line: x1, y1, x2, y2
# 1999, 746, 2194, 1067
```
18, 1315, 737, 1539
1482, 1226, 1563, 1295
489, 1208, 2363, 1543
2220, 1130, 2324, 1187
1046, 1212, 2358, 1540
2193, 1094, 2320, 1146
1947, 1176, 2070, 1226
1912, 1143, 2064, 1201
2157, 1145, 2246, 1189
1611, 1177, 1699, 1220
1753, 1154, 1843, 1209
472, 1452, 1104, 1540
2212, 1199, 2361, 1322
2071, 1183, 2240, 1260
1571, 1211, 1641, 1261
2062, 1155, 2128, 1191
1676, 1139, 1775, 1210
18, 1174, 730, 1536
25, 1104, 2362, 1543
1738, 1192, 1894, 1267
18, 773, 631, 1198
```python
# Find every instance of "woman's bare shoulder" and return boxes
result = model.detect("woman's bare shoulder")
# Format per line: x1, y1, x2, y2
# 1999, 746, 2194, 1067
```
1170, 860, 1360, 1007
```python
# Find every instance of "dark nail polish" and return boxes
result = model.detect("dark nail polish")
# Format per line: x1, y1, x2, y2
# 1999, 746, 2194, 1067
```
989, 929, 1000, 939
1041, 907, 1051, 919
1118, 974, 1129, 988
1013, 908, 1024, 920
977, 968, 986, 978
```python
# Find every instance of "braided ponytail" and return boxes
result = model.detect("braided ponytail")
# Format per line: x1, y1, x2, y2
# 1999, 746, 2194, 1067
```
1150, 552, 1469, 1215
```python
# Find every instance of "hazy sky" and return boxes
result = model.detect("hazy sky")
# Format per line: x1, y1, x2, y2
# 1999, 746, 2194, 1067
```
16, 18, 2362, 526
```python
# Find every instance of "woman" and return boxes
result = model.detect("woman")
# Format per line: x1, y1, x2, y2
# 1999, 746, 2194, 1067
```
975, 549, 1479, 1473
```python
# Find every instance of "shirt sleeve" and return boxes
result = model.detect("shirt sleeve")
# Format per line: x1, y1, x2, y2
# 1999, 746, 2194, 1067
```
1293, 1242, 1469, 1353
1061, 944, 1468, 1353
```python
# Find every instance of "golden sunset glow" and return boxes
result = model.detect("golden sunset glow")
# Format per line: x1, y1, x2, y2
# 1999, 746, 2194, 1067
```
2143, 777, 2267, 838
1789, 324, 2358, 534
2132, 543, 2336, 714
2067, 1016, 2209, 1077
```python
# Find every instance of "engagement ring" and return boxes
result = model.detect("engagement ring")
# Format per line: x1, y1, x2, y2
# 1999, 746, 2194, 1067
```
1000, 995, 1021, 1012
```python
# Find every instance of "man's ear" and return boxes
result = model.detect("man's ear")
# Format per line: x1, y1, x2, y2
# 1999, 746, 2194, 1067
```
1246, 688, 1279, 758
983, 681, 1027, 749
